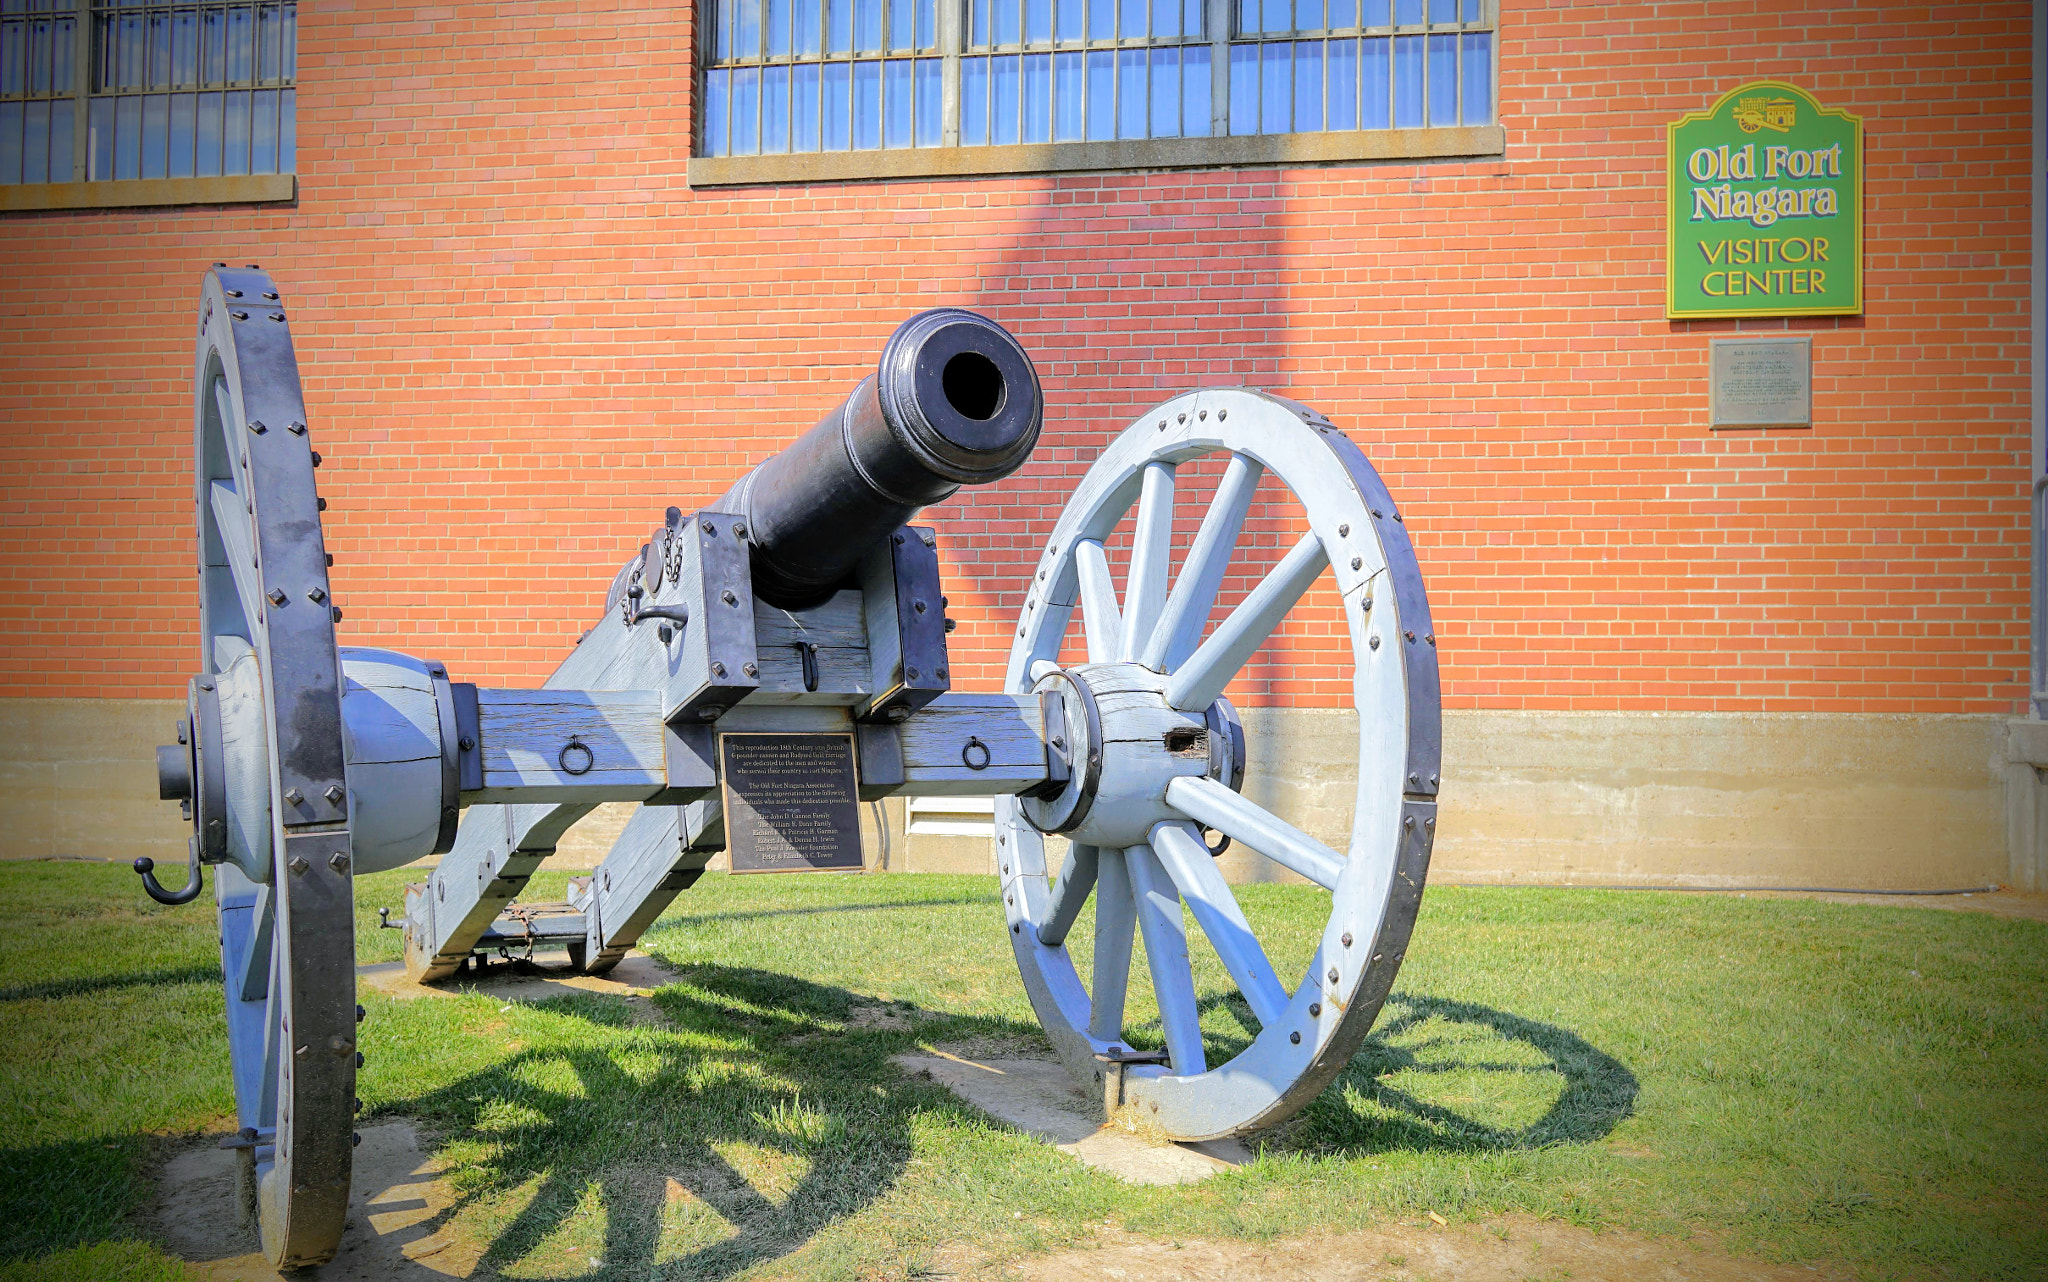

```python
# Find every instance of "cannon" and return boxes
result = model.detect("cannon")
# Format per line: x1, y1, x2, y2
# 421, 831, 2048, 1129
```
146, 266, 1440, 1269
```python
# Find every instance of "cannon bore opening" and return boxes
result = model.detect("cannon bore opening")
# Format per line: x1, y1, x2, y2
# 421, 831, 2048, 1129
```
942, 350, 1005, 421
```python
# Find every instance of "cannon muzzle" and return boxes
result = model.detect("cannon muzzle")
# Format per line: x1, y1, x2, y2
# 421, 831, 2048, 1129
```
720, 308, 1042, 608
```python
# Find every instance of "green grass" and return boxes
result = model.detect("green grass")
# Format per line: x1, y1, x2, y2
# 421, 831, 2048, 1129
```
2, 860, 2044, 1280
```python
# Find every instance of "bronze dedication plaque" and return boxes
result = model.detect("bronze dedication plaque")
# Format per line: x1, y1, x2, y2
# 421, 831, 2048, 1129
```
1709, 336, 1812, 428
720, 733, 864, 873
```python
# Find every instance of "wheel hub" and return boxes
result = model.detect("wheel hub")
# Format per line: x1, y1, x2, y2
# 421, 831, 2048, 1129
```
1021, 662, 1243, 850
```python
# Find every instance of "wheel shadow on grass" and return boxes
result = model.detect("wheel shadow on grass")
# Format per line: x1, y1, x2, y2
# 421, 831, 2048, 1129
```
393, 963, 1036, 1282
1278, 994, 1639, 1156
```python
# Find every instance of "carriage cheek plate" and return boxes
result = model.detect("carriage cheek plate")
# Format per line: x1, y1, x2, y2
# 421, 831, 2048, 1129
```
720, 733, 865, 874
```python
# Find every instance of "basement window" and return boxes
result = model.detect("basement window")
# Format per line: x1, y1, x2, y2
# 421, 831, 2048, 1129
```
0, 0, 297, 212
690, 0, 1499, 184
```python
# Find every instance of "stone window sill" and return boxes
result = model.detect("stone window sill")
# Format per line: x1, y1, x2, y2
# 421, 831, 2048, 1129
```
688, 124, 1505, 186
0, 174, 296, 214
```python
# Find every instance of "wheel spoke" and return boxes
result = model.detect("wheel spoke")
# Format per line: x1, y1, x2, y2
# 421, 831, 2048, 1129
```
1164, 531, 1328, 711
1125, 843, 1208, 1075
237, 882, 274, 1002
1119, 461, 1176, 662
1166, 775, 1345, 890
257, 941, 282, 1124
1140, 454, 1263, 674
1150, 821, 1289, 1028
208, 479, 269, 632
1074, 538, 1122, 665
210, 376, 238, 466
1089, 846, 1137, 1042
1036, 843, 1099, 947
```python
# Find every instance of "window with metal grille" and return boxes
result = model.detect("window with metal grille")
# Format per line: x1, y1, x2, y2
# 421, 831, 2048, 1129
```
696, 0, 1492, 166
0, 0, 296, 188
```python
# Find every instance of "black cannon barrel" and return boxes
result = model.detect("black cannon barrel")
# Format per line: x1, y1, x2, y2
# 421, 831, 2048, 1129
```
719, 308, 1043, 609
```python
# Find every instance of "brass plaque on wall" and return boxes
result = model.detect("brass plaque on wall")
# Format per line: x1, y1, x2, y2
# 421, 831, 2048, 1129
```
720, 733, 864, 873
1710, 336, 1812, 429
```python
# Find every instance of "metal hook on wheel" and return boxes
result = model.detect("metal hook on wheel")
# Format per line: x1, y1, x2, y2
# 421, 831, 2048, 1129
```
135, 842, 204, 906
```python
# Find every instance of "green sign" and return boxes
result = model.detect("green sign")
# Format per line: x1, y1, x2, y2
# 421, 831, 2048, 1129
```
1666, 81, 1863, 319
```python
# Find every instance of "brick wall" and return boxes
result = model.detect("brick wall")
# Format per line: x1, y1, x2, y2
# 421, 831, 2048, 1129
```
0, 1, 2032, 715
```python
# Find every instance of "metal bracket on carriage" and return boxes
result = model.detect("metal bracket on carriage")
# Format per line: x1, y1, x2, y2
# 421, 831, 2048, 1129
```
1095, 1045, 1174, 1114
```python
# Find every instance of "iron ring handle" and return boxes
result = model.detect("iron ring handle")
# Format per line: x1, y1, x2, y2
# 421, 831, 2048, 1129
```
559, 738, 595, 776
134, 848, 204, 906
962, 736, 991, 771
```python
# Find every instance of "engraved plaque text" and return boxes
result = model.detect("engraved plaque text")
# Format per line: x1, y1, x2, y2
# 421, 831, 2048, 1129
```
1710, 336, 1812, 428
721, 733, 863, 873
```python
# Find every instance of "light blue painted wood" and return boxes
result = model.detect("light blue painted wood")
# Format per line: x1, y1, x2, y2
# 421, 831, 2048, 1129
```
1125, 842, 1207, 1075
1035, 842, 1098, 947
1163, 531, 1328, 711
1166, 774, 1344, 889
1140, 452, 1262, 673
470, 688, 666, 802
998, 387, 1442, 1142
1073, 538, 1121, 664
339, 649, 445, 875
1088, 845, 1136, 1043
206, 478, 265, 629
1118, 461, 1176, 662
1150, 819, 1288, 1027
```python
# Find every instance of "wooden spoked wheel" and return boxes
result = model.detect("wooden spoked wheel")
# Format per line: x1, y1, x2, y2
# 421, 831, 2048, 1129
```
1000, 389, 1442, 1142
183, 267, 358, 1268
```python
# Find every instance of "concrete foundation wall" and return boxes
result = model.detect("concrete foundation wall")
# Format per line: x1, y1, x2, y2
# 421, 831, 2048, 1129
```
1, 698, 2019, 891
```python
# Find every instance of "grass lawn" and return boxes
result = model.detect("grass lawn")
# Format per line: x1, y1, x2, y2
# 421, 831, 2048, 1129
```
0, 859, 2043, 1280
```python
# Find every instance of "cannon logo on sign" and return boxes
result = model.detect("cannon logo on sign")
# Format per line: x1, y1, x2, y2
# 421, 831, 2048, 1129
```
1666, 81, 1863, 319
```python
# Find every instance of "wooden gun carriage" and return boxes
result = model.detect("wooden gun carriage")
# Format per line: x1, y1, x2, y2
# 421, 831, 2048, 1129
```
146, 267, 1441, 1268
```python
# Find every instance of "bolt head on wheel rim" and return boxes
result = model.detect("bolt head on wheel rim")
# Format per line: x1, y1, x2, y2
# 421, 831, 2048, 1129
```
1000, 388, 1441, 1142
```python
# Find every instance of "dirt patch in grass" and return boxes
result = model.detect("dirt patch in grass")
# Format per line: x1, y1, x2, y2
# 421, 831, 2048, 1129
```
1001, 1218, 1851, 1282
149, 1120, 479, 1280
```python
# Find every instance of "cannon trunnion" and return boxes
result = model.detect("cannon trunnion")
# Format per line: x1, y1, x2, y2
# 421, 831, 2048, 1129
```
150, 268, 1440, 1269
